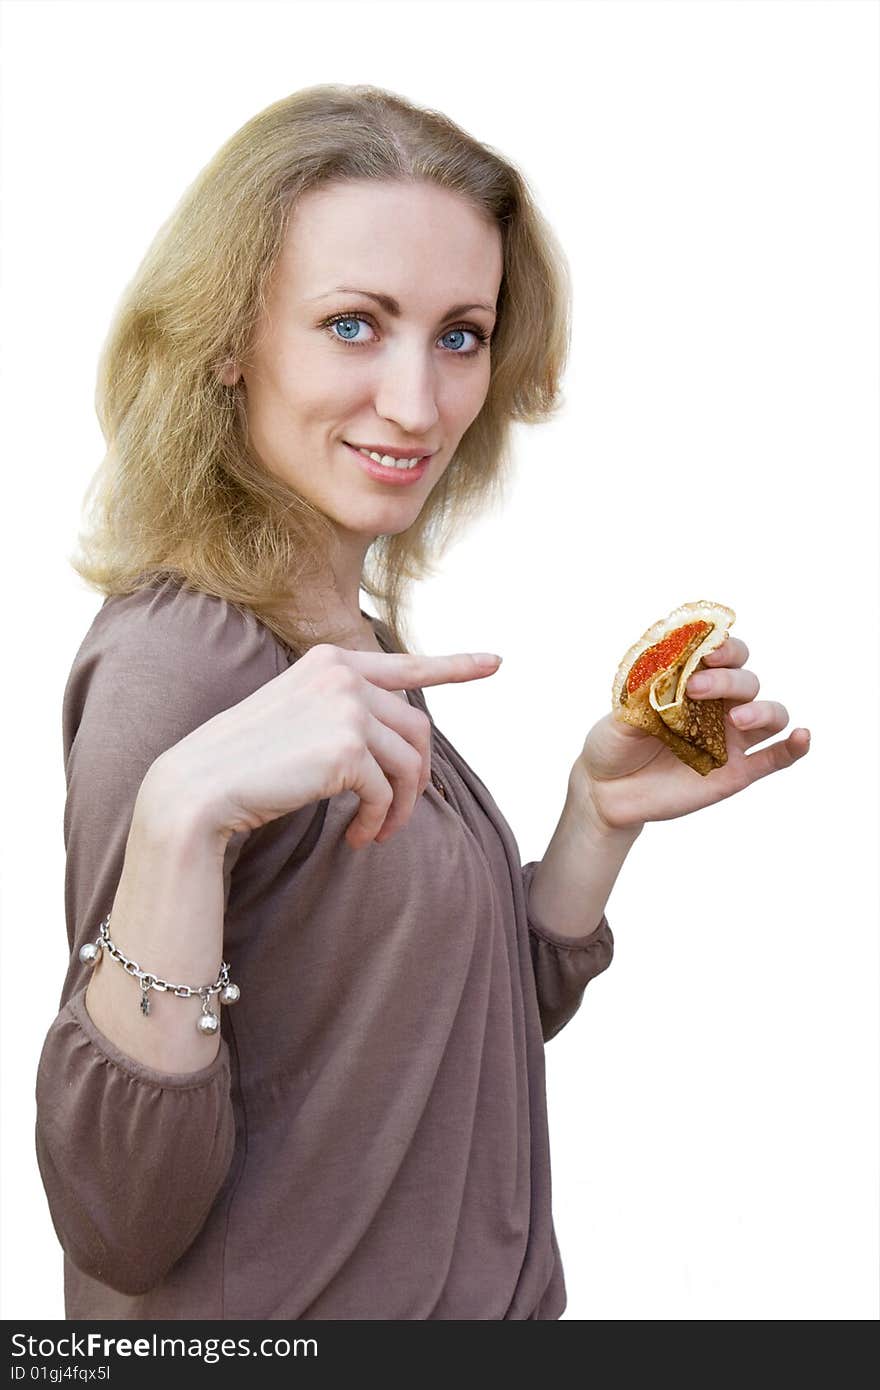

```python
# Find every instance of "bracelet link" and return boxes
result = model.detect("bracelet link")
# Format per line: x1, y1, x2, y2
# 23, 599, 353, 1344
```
78, 912, 241, 1037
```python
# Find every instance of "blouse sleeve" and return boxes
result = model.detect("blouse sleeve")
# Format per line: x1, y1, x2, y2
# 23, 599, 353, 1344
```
35, 990, 237, 1296
521, 859, 615, 1044
34, 580, 286, 1296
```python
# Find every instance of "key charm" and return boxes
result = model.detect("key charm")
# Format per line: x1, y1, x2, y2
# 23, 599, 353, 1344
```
139, 978, 152, 1017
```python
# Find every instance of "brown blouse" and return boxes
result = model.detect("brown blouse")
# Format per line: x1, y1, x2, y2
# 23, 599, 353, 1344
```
34, 577, 614, 1319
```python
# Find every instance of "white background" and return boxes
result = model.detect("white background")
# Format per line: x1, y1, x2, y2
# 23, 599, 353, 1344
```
1, 0, 877, 1321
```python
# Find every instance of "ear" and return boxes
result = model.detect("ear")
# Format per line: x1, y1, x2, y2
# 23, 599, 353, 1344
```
217, 360, 241, 387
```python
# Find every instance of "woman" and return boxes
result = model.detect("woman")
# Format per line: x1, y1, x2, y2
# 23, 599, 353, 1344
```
35, 84, 810, 1321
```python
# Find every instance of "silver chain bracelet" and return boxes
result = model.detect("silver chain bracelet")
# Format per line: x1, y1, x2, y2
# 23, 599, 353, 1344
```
78, 912, 241, 1037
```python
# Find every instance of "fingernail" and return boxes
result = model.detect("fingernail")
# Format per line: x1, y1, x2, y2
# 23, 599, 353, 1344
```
473, 653, 502, 665
688, 674, 710, 694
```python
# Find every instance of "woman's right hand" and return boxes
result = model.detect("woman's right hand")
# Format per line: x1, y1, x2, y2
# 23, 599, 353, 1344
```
152, 644, 503, 850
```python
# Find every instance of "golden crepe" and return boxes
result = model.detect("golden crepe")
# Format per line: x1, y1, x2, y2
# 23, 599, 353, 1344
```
611, 601, 737, 775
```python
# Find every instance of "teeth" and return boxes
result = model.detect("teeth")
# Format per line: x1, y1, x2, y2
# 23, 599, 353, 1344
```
358, 448, 423, 469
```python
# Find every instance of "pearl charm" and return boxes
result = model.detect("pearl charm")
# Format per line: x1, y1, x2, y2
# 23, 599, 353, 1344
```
219, 982, 240, 1005
79, 941, 101, 966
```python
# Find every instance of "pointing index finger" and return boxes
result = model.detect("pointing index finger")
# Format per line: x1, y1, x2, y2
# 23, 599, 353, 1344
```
350, 650, 503, 690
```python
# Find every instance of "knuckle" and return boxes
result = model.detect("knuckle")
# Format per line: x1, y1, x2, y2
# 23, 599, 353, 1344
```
338, 731, 364, 766
339, 694, 369, 735
418, 715, 433, 749
326, 663, 361, 695
308, 642, 335, 663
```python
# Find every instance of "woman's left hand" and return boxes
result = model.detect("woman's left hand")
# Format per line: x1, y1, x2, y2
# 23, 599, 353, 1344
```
574, 636, 812, 833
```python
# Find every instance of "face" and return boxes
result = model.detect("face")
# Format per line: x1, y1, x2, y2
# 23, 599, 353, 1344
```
222, 179, 503, 589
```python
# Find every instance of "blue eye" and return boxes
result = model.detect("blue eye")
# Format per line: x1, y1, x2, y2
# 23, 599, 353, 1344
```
441, 328, 468, 352
329, 317, 363, 342
321, 311, 490, 358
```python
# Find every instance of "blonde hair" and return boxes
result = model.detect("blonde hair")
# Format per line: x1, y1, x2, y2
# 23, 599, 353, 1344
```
70, 83, 572, 658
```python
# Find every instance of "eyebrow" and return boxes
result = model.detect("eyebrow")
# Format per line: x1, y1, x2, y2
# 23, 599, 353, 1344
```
311, 287, 497, 319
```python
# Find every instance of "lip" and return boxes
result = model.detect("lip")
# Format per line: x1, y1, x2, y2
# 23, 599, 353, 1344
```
346, 441, 437, 460
344, 441, 431, 485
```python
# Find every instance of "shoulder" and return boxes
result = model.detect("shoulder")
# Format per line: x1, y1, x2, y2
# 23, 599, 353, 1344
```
86, 575, 280, 678
92, 577, 283, 669
63, 578, 286, 756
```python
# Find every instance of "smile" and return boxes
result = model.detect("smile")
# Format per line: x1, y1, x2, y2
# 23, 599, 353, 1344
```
344, 442, 431, 485
349, 446, 425, 469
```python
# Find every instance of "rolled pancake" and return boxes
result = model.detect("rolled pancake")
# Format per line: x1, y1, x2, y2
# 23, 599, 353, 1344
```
611, 601, 737, 775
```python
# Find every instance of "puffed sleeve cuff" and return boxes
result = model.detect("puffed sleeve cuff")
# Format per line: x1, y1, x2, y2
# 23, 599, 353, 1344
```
521, 859, 615, 1043
34, 988, 236, 1297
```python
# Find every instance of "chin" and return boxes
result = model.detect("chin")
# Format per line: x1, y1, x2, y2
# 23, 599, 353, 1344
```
335, 503, 421, 537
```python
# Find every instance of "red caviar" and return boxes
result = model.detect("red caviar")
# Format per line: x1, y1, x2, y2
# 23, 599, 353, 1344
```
626, 621, 710, 695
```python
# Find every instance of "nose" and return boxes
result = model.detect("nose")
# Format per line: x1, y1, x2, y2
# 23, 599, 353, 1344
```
373, 349, 440, 440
